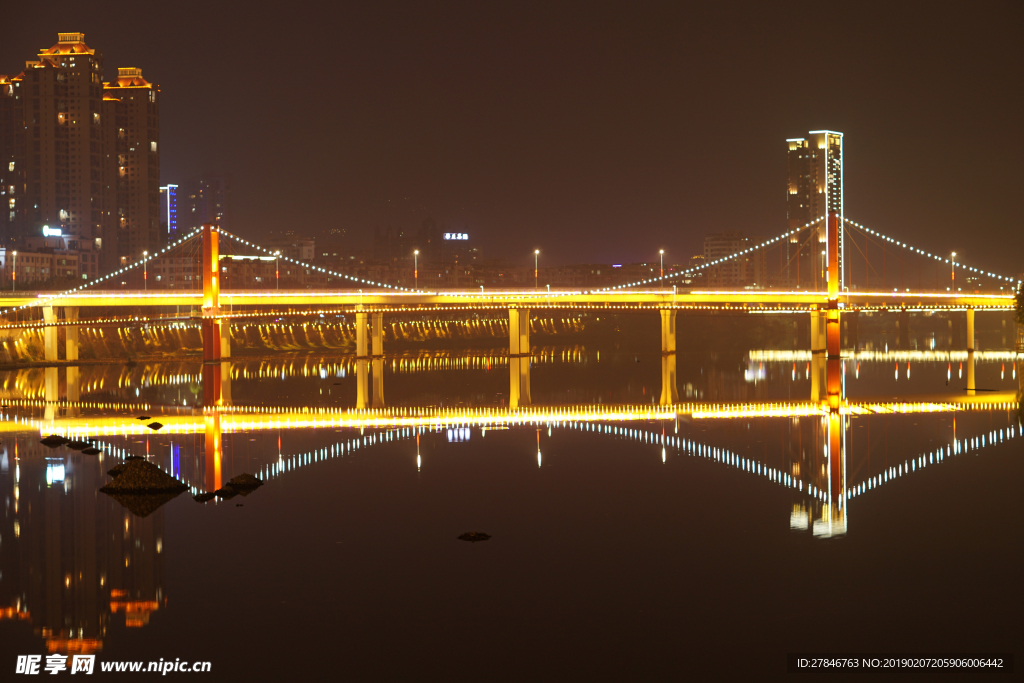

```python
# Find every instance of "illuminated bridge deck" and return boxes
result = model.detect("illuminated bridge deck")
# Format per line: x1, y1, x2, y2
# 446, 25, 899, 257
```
0, 288, 1014, 312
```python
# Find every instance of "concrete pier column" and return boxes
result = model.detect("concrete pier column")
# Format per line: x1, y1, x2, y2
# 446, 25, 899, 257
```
356, 359, 369, 409
659, 310, 678, 405
64, 307, 79, 362
508, 308, 531, 408
43, 306, 58, 361
660, 309, 677, 354
966, 308, 975, 352
371, 358, 385, 408
65, 366, 80, 417
201, 319, 223, 363
371, 312, 384, 357
356, 311, 368, 358
509, 308, 530, 356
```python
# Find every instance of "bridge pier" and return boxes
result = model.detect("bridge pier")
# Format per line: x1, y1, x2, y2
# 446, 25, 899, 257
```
966, 308, 975, 352
659, 310, 678, 405
201, 223, 223, 363
355, 311, 368, 357
371, 312, 384, 357
42, 306, 58, 361
509, 308, 531, 407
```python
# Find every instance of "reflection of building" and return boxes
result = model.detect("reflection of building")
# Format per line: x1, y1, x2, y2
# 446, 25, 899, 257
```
0, 442, 166, 653
786, 131, 843, 289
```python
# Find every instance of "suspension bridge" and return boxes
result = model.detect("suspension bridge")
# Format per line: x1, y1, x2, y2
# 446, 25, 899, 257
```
0, 214, 1018, 405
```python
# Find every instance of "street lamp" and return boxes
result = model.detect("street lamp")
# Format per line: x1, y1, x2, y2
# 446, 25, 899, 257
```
142, 251, 148, 290
10, 251, 16, 292
951, 252, 956, 286
414, 250, 419, 290
659, 249, 664, 279
275, 251, 281, 289
534, 249, 540, 288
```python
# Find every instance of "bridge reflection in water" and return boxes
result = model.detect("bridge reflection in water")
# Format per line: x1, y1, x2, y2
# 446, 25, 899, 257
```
2, 356, 1020, 657
2, 352, 1017, 531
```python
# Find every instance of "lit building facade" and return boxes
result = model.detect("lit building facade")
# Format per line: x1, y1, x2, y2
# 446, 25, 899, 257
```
0, 34, 161, 274
786, 130, 843, 289
159, 184, 178, 242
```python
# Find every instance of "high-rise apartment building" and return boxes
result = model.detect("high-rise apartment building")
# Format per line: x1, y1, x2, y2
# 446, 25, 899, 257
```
104, 67, 160, 264
0, 33, 160, 274
178, 174, 231, 232
785, 130, 843, 289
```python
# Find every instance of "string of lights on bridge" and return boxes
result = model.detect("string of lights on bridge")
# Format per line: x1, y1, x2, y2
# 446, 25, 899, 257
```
0, 227, 205, 316
602, 216, 1022, 292
217, 228, 417, 292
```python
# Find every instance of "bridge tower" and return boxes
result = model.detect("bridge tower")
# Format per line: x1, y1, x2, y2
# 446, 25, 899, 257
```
201, 224, 225, 363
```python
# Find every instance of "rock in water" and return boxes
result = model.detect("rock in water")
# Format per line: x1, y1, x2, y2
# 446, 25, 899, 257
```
66, 440, 91, 450
457, 532, 491, 543
137, 415, 151, 420
226, 473, 264, 496
82, 448, 102, 456
193, 492, 217, 503
40, 435, 68, 448
214, 486, 239, 500
146, 422, 164, 431
99, 459, 188, 494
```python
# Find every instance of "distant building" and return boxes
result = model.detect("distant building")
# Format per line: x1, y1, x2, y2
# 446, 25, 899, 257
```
704, 232, 752, 287
786, 130, 843, 288
178, 174, 230, 232
159, 184, 178, 242
0, 33, 161, 274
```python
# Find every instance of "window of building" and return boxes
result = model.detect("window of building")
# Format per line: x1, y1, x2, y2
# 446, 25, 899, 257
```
150, 141, 157, 153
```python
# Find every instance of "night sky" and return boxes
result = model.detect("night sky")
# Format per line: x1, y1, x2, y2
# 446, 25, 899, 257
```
3, 1, 1022, 273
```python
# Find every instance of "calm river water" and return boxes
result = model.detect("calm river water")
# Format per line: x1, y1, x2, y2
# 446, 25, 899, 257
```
1, 315, 1021, 679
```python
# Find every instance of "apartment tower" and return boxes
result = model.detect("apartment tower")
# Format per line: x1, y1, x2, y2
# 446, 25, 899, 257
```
785, 130, 843, 289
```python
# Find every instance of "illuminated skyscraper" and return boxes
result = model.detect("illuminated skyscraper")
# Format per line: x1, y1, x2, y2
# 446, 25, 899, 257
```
0, 34, 160, 273
785, 131, 843, 289
160, 184, 178, 242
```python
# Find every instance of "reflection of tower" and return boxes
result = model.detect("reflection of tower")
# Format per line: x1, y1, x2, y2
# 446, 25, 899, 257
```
790, 358, 847, 538
0, 442, 166, 653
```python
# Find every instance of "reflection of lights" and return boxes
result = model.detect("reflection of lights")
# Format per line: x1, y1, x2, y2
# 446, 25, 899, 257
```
45, 463, 65, 485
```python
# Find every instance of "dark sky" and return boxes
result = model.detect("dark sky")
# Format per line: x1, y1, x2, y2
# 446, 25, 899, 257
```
3, 1, 1022, 273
